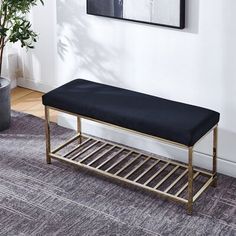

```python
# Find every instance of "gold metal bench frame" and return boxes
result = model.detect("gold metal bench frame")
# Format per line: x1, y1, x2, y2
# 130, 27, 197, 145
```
44, 106, 218, 214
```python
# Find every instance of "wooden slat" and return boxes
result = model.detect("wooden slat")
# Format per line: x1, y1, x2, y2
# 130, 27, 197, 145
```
124, 157, 151, 179
86, 146, 115, 166
50, 152, 188, 204
64, 138, 92, 157
114, 154, 142, 176
105, 151, 134, 172
96, 148, 125, 169
79, 143, 108, 163
144, 163, 169, 186
154, 166, 179, 189
164, 169, 188, 193
193, 176, 214, 202
47, 131, 215, 211
133, 160, 161, 182
52, 134, 80, 154
70, 140, 100, 160
175, 172, 200, 197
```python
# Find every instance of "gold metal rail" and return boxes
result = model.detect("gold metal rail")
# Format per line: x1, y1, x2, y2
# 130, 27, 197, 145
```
44, 106, 218, 214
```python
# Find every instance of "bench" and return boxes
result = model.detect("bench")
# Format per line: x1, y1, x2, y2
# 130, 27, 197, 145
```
42, 79, 220, 214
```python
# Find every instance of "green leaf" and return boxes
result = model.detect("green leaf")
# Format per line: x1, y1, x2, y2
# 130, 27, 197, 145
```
0, 0, 44, 49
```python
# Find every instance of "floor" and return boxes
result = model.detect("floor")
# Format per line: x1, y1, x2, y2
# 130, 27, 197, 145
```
2, 87, 235, 235
1, 110, 236, 235
11, 87, 57, 122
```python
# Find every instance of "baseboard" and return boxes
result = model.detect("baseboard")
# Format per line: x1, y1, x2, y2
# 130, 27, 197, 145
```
10, 79, 17, 89
17, 77, 54, 93
57, 114, 236, 178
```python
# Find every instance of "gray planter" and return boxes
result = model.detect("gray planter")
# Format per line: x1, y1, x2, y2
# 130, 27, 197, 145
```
0, 77, 11, 131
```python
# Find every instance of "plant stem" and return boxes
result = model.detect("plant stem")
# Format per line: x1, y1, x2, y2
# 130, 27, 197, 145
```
0, 45, 4, 76
0, 2, 7, 85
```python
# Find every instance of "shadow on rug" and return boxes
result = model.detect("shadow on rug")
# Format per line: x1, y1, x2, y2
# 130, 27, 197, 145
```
0, 111, 235, 236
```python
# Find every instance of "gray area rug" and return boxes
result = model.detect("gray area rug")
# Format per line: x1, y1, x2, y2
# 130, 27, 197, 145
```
0, 111, 235, 236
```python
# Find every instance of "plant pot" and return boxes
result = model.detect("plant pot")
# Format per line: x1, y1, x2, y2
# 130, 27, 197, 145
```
0, 77, 11, 131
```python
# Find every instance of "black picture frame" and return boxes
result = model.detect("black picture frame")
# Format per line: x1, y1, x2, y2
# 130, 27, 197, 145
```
87, 0, 185, 29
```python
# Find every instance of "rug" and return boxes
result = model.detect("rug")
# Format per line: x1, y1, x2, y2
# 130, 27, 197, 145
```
0, 111, 235, 236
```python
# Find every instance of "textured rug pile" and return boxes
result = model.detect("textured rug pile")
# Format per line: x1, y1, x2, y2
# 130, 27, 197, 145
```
0, 111, 235, 235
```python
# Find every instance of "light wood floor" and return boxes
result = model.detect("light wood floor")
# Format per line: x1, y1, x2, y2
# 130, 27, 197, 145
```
11, 87, 57, 122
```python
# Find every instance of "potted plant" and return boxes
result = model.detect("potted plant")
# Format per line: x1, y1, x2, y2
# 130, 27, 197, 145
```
0, 0, 44, 131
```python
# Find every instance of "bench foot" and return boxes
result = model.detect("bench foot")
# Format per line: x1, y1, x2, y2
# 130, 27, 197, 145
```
187, 204, 193, 215
77, 116, 82, 144
212, 182, 217, 188
46, 156, 51, 164
212, 126, 218, 188
187, 147, 193, 215
45, 106, 52, 165
211, 177, 217, 188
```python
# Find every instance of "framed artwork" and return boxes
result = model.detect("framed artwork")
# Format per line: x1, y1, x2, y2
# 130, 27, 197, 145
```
87, 0, 185, 29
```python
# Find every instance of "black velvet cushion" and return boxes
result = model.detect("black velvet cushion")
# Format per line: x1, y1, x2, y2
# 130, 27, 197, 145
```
42, 79, 220, 146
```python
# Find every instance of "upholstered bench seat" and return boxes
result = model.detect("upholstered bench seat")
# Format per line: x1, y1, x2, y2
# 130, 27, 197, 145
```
43, 79, 220, 214
42, 79, 219, 146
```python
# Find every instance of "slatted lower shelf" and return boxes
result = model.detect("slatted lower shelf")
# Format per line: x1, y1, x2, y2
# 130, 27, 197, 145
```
50, 134, 214, 205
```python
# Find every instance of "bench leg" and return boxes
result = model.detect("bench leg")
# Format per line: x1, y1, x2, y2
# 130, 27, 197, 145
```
77, 116, 82, 144
212, 126, 218, 187
187, 147, 193, 215
45, 106, 51, 164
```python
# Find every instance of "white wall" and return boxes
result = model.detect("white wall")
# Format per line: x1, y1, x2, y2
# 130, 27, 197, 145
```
18, 0, 57, 92
19, 0, 236, 177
